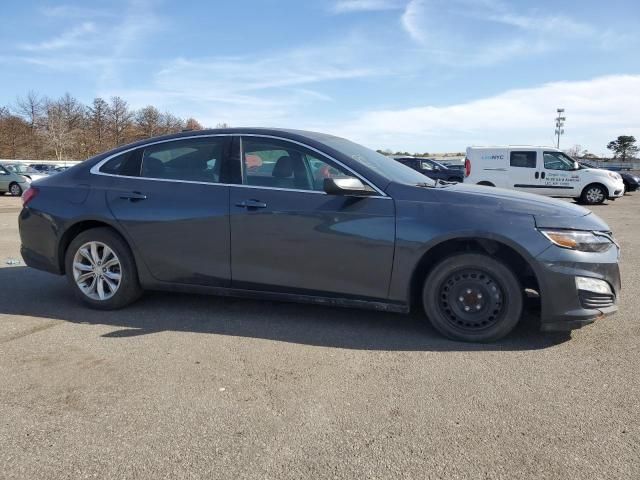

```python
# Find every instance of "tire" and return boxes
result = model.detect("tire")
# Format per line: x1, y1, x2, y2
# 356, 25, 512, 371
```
579, 183, 607, 205
422, 253, 523, 342
65, 227, 142, 309
9, 182, 22, 196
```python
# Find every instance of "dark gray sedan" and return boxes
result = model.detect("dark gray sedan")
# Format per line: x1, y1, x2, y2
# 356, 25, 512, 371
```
18, 128, 620, 342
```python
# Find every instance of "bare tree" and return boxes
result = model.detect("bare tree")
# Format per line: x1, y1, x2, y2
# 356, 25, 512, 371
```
1, 92, 204, 160
136, 105, 163, 138
15, 90, 44, 157
0, 108, 29, 159
43, 99, 75, 162
107, 96, 133, 146
160, 111, 185, 134
87, 97, 110, 154
185, 117, 203, 130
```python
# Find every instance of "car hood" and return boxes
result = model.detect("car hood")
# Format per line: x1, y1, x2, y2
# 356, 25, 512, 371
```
388, 182, 610, 231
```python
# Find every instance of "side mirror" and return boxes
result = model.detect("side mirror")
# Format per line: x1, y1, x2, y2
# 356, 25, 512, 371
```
323, 177, 376, 196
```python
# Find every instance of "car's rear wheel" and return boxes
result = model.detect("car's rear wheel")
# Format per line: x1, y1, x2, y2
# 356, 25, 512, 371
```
422, 253, 523, 342
65, 227, 142, 309
9, 182, 22, 196
580, 184, 607, 205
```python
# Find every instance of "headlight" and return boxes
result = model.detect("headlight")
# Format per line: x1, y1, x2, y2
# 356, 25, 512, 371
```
607, 172, 620, 180
540, 229, 614, 252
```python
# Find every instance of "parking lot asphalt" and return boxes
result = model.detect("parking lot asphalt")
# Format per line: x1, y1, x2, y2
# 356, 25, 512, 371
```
0, 192, 638, 479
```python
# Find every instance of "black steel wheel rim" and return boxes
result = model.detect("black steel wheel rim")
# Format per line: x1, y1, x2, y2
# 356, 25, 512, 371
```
438, 268, 506, 331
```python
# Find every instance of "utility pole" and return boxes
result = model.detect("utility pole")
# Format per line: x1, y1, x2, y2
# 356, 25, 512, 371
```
555, 108, 566, 149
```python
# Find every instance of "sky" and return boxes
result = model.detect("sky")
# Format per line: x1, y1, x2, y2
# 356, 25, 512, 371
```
1, 0, 639, 154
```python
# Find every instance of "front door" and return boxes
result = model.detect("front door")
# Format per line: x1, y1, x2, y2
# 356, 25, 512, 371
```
537, 150, 581, 196
104, 136, 232, 286
229, 136, 396, 300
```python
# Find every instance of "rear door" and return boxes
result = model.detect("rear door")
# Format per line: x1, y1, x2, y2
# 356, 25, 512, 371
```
102, 136, 233, 287
228, 135, 396, 300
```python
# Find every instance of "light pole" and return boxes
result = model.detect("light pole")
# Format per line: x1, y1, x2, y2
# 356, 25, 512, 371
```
555, 108, 566, 149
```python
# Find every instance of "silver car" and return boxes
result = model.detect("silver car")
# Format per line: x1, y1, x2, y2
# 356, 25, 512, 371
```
0, 163, 30, 196
3, 163, 48, 182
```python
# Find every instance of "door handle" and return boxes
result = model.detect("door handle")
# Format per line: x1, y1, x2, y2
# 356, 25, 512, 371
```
235, 199, 267, 209
541, 172, 545, 179
120, 192, 147, 201
535, 172, 539, 179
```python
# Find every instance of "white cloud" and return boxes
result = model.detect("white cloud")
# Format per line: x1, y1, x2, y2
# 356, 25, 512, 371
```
326, 75, 640, 154
20, 22, 96, 51
399, 0, 596, 66
332, 0, 406, 13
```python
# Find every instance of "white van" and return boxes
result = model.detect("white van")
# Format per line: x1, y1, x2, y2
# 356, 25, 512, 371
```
464, 146, 624, 205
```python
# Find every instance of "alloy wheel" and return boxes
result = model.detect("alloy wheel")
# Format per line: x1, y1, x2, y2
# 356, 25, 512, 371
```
586, 187, 604, 204
72, 241, 122, 301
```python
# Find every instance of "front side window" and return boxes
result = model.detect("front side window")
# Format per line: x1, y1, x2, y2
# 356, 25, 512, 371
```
0, 166, 9, 175
544, 151, 576, 171
510, 151, 536, 168
420, 160, 435, 171
141, 138, 225, 183
242, 137, 354, 192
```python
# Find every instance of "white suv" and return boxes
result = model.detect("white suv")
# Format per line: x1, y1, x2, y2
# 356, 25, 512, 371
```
465, 146, 624, 205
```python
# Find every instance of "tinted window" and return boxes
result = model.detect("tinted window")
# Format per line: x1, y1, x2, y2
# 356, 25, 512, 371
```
99, 150, 142, 177
544, 151, 576, 171
242, 137, 353, 191
510, 151, 536, 168
141, 138, 225, 183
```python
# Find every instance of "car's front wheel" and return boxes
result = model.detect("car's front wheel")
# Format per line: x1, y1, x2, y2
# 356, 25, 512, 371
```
580, 184, 607, 205
9, 182, 23, 196
65, 227, 142, 309
422, 253, 523, 342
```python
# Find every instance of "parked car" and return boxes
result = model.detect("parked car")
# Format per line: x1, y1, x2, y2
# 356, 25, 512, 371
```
394, 156, 463, 182
580, 161, 639, 193
0, 163, 31, 196
3, 163, 48, 182
19, 128, 620, 342
28, 163, 56, 174
465, 146, 624, 205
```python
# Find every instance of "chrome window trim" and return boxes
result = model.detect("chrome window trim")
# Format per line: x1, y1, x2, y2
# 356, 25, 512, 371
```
89, 133, 389, 198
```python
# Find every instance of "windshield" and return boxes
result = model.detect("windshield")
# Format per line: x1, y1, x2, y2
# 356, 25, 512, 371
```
5, 164, 36, 174
313, 135, 436, 186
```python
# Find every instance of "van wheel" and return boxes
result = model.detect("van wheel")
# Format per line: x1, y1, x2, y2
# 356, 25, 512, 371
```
580, 184, 607, 205
65, 227, 142, 310
9, 182, 22, 196
477, 181, 495, 187
422, 253, 522, 342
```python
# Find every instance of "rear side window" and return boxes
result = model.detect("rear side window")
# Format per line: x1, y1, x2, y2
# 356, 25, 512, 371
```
99, 150, 142, 177
510, 151, 536, 168
141, 138, 226, 183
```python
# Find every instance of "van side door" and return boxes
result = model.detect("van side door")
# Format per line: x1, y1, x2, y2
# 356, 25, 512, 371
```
507, 149, 540, 193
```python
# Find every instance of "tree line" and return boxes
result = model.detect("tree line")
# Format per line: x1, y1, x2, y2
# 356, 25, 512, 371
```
0, 91, 208, 161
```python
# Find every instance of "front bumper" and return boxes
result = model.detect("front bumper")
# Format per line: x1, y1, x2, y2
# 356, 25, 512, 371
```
534, 244, 620, 332
607, 180, 625, 198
